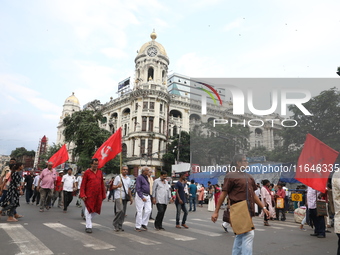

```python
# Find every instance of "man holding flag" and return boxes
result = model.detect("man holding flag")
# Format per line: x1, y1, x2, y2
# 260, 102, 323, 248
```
80, 128, 122, 233
295, 133, 340, 238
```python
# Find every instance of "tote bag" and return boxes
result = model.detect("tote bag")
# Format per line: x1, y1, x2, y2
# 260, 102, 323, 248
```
230, 200, 255, 235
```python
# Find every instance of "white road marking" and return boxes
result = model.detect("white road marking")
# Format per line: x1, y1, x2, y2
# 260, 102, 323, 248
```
161, 221, 222, 237
44, 223, 115, 251
80, 222, 161, 245
124, 222, 196, 241
0, 223, 53, 255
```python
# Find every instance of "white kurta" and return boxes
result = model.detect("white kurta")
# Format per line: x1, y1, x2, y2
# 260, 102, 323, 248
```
332, 170, 340, 234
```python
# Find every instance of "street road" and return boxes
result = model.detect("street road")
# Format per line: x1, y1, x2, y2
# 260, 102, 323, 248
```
0, 197, 337, 255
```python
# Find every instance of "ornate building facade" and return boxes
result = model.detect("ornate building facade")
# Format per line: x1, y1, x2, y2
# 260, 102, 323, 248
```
56, 31, 283, 172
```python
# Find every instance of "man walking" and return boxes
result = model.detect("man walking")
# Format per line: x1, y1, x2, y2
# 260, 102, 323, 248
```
38, 162, 57, 212
152, 170, 172, 230
61, 168, 76, 213
135, 166, 151, 232
175, 172, 189, 229
211, 154, 269, 255
189, 179, 197, 212
75, 171, 84, 207
32, 170, 40, 206
112, 166, 133, 231
307, 186, 326, 238
24, 171, 34, 204
80, 158, 106, 233
52, 172, 63, 207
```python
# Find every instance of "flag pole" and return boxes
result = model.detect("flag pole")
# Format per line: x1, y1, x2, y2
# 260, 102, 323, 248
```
119, 135, 123, 203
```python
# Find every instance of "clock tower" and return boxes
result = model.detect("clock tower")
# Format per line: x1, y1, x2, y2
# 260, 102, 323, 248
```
134, 30, 169, 88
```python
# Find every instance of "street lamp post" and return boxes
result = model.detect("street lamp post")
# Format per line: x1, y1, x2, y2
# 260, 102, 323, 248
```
177, 126, 182, 164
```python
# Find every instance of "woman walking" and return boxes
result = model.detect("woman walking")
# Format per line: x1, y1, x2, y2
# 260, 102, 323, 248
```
198, 184, 205, 207
0, 163, 24, 222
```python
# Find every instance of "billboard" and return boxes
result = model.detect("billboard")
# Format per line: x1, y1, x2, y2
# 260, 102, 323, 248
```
118, 77, 130, 92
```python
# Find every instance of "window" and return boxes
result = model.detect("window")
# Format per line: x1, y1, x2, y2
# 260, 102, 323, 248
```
148, 67, 154, 81
124, 124, 127, 136
140, 139, 145, 156
159, 119, 162, 133
150, 102, 154, 110
160, 103, 163, 112
132, 139, 135, 156
149, 117, 154, 132
148, 139, 153, 156
142, 117, 147, 131
135, 103, 138, 110
173, 126, 177, 136
143, 102, 148, 109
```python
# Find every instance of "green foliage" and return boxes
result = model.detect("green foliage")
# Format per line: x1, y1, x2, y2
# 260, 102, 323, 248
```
63, 110, 116, 171
247, 146, 268, 157
278, 87, 340, 162
162, 131, 190, 173
190, 122, 250, 166
39, 143, 62, 169
10, 147, 35, 163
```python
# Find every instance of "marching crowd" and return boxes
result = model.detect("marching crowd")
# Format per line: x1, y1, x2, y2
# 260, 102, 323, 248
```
1, 155, 340, 255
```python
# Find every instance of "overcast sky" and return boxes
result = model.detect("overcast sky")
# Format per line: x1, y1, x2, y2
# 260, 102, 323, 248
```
1, 0, 340, 155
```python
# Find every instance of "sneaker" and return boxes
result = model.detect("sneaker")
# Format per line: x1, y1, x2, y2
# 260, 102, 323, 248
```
221, 224, 228, 233
300, 228, 306, 231
85, 228, 92, 233
141, 225, 148, 230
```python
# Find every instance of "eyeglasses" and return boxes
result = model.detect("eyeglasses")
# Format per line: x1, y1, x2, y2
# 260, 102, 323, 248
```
122, 169, 128, 170
241, 160, 248, 162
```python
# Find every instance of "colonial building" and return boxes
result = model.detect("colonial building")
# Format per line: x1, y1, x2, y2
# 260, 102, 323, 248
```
56, 31, 283, 173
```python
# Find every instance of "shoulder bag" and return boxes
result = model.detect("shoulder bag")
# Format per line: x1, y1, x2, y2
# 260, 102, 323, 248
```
120, 175, 130, 201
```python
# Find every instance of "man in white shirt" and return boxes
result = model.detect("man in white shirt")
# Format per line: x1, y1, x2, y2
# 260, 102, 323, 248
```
112, 166, 133, 231
32, 171, 41, 206
152, 170, 172, 230
75, 171, 84, 208
61, 168, 76, 213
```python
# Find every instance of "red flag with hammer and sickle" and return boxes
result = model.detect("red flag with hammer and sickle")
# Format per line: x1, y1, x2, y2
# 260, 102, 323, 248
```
48, 144, 69, 168
93, 127, 122, 169
295, 133, 339, 193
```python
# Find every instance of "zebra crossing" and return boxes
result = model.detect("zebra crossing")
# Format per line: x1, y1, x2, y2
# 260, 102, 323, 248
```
0, 217, 300, 254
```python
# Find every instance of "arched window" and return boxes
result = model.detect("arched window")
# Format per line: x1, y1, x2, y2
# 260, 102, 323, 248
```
122, 143, 127, 158
148, 67, 154, 81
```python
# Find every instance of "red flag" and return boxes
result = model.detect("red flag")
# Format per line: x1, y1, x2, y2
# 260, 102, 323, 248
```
93, 127, 122, 169
48, 144, 69, 168
295, 134, 339, 193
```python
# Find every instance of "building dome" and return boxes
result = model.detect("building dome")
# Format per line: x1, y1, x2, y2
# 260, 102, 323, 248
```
136, 30, 168, 58
65, 92, 80, 105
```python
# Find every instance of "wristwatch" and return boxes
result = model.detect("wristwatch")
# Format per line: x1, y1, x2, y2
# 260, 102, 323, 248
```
263, 207, 267, 210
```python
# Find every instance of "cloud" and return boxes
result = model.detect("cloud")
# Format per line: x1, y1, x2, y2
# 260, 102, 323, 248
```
175, 52, 227, 77
101, 48, 128, 59
0, 73, 61, 114
223, 18, 244, 32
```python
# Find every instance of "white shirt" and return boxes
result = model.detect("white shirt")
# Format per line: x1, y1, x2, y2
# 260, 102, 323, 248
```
113, 175, 131, 200
307, 186, 320, 209
62, 174, 76, 192
33, 175, 40, 187
76, 176, 82, 189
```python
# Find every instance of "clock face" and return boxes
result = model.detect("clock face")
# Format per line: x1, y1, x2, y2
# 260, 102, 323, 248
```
147, 47, 158, 57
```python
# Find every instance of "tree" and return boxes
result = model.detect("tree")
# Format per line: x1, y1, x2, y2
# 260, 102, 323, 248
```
190, 122, 250, 166
10, 147, 35, 167
162, 131, 190, 173
63, 110, 120, 172
38, 143, 62, 169
278, 87, 340, 162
